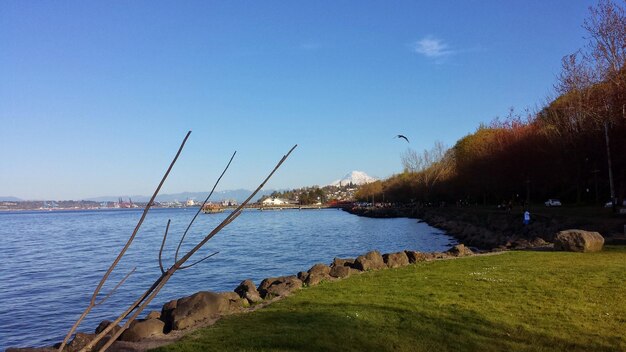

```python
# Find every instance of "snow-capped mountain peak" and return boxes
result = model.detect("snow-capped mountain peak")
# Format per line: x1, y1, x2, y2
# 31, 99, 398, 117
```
330, 171, 378, 186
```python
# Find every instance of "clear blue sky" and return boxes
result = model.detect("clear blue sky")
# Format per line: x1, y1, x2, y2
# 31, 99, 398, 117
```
0, 1, 596, 200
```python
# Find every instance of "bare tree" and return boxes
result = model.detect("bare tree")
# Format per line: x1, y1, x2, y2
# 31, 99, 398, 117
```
556, 51, 597, 95
57, 131, 297, 352
583, 0, 626, 83
58, 131, 193, 352
401, 141, 447, 173
582, 0, 626, 207
401, 141, 453, 200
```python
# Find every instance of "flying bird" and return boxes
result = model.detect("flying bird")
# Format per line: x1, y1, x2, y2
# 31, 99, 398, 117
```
395, 134, 410, 143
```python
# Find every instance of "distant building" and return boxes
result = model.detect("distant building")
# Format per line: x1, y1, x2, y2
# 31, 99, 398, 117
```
220, 199, 238, 206
262, 197, 289, 206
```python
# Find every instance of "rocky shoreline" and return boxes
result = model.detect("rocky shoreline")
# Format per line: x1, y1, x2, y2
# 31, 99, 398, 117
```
344, 206, 624, 249
8, 244, 483, 352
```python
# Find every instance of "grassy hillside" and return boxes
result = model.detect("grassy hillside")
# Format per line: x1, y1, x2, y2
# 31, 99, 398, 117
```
155, 247, 626, 352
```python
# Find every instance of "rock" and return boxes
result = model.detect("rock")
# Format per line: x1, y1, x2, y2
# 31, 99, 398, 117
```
530, 237, 549, 247
258, 277, 276, 295
382, 252, 410, 268
241, 298, 251, 308
165, 291, 233, 331
297, 271, 310, 282
308, 263, 331, 275
146, 311, 161, 320
353, 250, 386, 271
235, 279, 263, 304
161, 299, 178, 332
329, 265, 351, 278
95, 320, 122, 336
119, 319, 165, 342
422, 252, 437, 260
258, 276, 303, 299
66, 333, 95, 352
218, 292, 245, 310
433, 252, 449, 259
331, 258, 355, 268
404, 251, 428, 263
305, 263, 331, 286
554, 230, 604, 252
514, 239, 532, 249
447, 244, 473, 257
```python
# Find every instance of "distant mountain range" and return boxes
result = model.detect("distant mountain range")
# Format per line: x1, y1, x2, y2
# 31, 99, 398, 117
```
329, 171, 378, 187
0, 196, 22, 202
86, 189, 276, 203
3, 171, 378, 202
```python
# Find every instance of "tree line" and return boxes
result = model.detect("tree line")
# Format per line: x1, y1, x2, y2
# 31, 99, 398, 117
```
265, 187, 327, 205
357, 0, 626, 207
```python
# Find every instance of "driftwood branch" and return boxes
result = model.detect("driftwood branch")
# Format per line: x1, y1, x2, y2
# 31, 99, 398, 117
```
95, 267, 136, 306
175, 151, 237, 262
158, 219, 171, 274
179, 251, 220, 270
83, 144, 297, 352
58, 131, 192, 352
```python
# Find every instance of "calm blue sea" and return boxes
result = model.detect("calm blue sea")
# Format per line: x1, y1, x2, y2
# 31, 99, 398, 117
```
0, 208, 455, 350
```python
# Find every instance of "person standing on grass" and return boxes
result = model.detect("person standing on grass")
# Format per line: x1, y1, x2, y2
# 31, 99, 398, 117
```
523, 210, 530, 225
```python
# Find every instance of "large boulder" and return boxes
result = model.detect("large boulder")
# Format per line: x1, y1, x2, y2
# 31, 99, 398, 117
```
305, 263, 331, 286
382, 252, 410, 268
447, 244, 473, 257
353, 250, 386, 271
234, 279, 263, 304
119, 319, 165, 342
258, 276, 303, 299
554, 230, 604, 252
164, 291, 234, 331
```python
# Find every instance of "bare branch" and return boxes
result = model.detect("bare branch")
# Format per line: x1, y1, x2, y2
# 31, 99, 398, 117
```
159, 220, 171, 274
179, 251, 220, 270
179, 144, 298, 259
582, 0, 626, 82
82, 145, 298, 352
175, 151, 237, 262
225, 209, 243, 226
59, 131, 191, 352
84, 273, 169, 352
94, 274, 170, 352
95, 267, 136, 306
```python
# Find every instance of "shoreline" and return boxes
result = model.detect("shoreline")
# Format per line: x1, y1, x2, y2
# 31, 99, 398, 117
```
343, 205, 626, 248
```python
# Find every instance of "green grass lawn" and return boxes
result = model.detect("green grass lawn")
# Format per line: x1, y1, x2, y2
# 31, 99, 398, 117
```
154, 247, 626, 352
